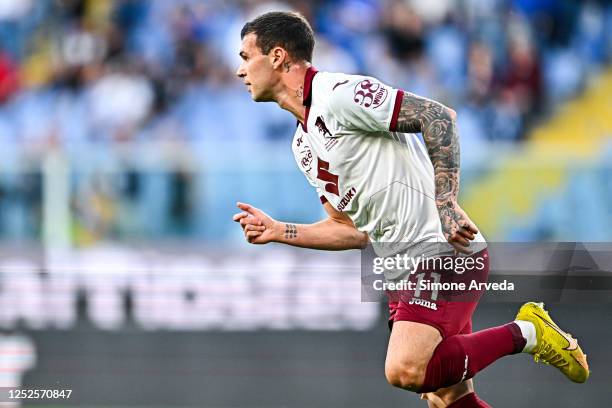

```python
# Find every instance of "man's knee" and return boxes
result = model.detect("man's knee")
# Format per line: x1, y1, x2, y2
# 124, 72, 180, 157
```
384, 360, 426, 391
384, 321, 441, 392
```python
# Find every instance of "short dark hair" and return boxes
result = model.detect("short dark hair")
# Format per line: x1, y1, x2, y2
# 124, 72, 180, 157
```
241, 11, 315, 62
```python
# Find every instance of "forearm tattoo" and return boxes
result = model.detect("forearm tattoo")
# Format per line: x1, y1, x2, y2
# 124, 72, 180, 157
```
395, 92, 461, 234
284, 223, 297, 239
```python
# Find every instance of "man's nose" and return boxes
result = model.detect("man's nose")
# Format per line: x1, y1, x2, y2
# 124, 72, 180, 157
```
236, 66, 245, 78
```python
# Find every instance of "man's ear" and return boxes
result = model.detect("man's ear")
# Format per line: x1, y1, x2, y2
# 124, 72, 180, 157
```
270, 47, 287, 70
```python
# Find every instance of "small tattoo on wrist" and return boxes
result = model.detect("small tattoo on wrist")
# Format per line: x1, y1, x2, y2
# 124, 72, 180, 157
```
285, 223, 297, 239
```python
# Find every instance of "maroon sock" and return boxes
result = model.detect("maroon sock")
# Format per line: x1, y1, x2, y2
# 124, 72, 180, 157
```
420, 323, 525, 392
447, 392, 492, 408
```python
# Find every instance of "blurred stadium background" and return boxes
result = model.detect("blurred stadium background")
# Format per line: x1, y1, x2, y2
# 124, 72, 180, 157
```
0, 0, 610, 407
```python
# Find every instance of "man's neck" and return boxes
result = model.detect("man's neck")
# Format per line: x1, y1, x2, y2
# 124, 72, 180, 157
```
274, 62, 311, 124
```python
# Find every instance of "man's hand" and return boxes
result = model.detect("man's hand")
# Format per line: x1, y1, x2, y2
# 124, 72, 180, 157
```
232, 202, 279, 244
233, 201, 367, 250
436, 200, 479, 254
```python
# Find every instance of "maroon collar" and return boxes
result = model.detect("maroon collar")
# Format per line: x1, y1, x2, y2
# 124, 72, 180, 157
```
302, 66, 318, 107
300, 66, 318, 131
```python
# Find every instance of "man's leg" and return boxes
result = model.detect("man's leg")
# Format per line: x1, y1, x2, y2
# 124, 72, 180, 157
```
385, 248, 517, 405
419, 302, 591, 400
385, 321, 511, 404
385, 321, 440, 391
422, 380, 473, 408
418, 321, 525, 392
423, 380, 495, 408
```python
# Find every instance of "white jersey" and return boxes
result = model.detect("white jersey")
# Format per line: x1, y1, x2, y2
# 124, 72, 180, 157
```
291, 68, 485, 256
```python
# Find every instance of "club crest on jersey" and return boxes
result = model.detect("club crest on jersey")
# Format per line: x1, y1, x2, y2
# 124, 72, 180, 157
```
315, 116, 332, 138
336, 187, 357, 211
296, 136, 313, 171
300, 148, 313, 171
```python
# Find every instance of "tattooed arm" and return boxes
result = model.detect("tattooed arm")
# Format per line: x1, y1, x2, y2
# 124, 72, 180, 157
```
232, 202, 368, 250
394, 92, 478, 251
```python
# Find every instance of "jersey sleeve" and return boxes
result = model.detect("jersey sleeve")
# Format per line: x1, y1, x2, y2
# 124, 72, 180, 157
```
328, 75, 404, 133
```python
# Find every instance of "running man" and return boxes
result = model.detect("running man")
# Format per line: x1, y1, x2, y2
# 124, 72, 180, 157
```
232, 11, 589, 407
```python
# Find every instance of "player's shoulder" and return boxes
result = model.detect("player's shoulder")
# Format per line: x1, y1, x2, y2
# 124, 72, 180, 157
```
313, 71, 377, 95
314, 71, 396, 114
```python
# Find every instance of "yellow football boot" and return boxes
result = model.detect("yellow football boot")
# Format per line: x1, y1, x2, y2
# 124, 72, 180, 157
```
515, 302, 589, 383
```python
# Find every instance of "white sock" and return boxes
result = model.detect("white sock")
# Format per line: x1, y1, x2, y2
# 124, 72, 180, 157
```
514, 320, 537, 353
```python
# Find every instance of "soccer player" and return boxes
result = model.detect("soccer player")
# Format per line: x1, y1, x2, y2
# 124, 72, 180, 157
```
232, 12, 589, 407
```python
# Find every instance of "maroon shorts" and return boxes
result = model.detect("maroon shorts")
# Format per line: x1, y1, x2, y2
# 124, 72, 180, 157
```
387, 248, 489, 338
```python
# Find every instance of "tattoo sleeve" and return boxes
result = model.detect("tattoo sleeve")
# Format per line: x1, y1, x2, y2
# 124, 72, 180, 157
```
394, 92, 459, 204
394, 92, 462, 236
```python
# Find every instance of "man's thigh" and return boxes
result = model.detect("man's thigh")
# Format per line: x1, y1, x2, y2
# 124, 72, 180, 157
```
385, 321, 442, 386
387, 248, 490, 338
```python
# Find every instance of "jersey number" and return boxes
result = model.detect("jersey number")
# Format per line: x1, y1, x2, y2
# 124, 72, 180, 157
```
414, 272, 441, 301
317, 158, 340, 196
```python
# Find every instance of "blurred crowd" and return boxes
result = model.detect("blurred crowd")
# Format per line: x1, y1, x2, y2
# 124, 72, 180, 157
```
0, 0, 610, 242
0, 0, 610, 144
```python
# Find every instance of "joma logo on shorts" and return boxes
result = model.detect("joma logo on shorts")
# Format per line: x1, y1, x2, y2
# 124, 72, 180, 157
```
408, 298, 437, 310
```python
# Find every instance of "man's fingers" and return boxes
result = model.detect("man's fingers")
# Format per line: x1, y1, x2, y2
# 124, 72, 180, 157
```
237, 202, 256, 214
450, 233, 470, 248
447, 225, 470, 247
240, 216, 262, 227
244, 224, 265, 233
456, 227, 475, 241
246, 230, 262, 242
452, 205, 479, 235
458, 219, 478, 234
448, 230, 474, 255
233, 212, 248, 222
451, 242, 473, 255
441, 205, 478, 255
